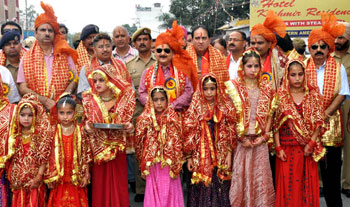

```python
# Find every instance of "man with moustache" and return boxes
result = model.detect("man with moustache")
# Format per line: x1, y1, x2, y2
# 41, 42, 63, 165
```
77, 33, 131, 95
0, 30, 26, 86
76, 24, 99, 74
17, 2, 78, 111
333, 22, 350, 198
250, 10, 288, 90
187, 25, 229, 88
305, 13, 349, 207
125, 27, 156, 202
113, 26, 138, 64
226, 30, 247, 79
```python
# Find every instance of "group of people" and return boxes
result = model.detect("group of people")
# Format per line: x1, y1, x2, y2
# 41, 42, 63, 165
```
0, 1, 349, 207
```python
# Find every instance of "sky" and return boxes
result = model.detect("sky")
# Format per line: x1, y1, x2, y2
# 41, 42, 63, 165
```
20, 0, 170, 34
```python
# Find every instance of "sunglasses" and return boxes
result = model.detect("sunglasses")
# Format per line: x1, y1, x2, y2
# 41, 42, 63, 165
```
311, 44, 327, 50
156, 48, 171, 54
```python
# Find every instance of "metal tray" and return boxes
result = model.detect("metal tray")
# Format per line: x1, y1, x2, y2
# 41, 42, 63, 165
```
93, 123, 124, 129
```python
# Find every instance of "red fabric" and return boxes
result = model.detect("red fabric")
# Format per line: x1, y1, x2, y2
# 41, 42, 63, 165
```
11, 184, 46, 207
47, 133, 89, 206
275, 144, 320, 207
263, 49, 272, 74
92, 153, 129, 207
155, 64, 174, 87
226, 53, 231, 70
200, 50, 210, 75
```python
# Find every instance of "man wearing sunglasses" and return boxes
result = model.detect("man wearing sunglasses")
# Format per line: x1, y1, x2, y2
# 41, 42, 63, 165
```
305, 13, 349, 207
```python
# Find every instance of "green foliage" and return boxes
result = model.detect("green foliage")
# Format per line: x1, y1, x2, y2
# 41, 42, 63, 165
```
122, 24, 138, 35
166, 0, 249, 35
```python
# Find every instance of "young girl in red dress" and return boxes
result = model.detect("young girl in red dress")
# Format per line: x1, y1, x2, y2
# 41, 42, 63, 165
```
273, 59, 325, 207
136, 86, 184, 207
6, 94, 52, 207
45, 94, 91, 207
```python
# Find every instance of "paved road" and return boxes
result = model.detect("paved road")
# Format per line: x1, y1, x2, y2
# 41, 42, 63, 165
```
128, 186, 350, 207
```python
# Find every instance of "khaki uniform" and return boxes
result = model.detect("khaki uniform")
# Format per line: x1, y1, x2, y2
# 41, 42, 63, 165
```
126, 53, 156, 194
5, 59, 19, 88
333, 47, 350, 190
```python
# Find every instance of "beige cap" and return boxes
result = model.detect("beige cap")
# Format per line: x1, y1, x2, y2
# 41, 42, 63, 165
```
132, 27, 151, 42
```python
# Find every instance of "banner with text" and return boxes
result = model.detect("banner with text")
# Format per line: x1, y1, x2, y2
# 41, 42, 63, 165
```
250, 0, 350, 37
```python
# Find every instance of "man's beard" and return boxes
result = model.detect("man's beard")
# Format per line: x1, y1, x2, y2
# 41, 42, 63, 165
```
335, 40, 349, 51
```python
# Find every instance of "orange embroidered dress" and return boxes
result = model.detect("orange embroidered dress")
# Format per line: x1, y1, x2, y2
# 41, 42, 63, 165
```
136, 86, 184, 207
0, 74, 16, 207
76, 41, 91, 75
82, 64, 135, 207
45, 124, 92, 207
184, 73, 235, 207
6, 94, 52, 207
272, 60, 325, 207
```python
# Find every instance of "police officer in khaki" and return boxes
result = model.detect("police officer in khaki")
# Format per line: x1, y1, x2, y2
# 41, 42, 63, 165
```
125, 27, 156, 202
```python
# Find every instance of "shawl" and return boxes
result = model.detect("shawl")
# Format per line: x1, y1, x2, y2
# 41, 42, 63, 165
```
136, 86, 183, 178
82, 64, 135, 163
22, 40, 77, 100
6, 94, 52, 189
271, 59, 325, 162
184, 73, 236, 186
76, 41, 91, 75
187, 44, 229, 90
225, 49, 275, 141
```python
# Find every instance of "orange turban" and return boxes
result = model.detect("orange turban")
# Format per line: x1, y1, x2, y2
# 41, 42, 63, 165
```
308, 13, 345, 53
155, 21, 198, 90
34, 2, 77, 62
251, 10, 286, 50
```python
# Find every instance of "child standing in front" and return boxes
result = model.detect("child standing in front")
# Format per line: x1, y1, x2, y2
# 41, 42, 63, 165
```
184, 73, 236, 207
45, 94, 91, 207
136, 86, 184, 207
6, 94, 52, 207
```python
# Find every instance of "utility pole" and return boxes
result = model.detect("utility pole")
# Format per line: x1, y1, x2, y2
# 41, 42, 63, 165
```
25, 0, 28, 30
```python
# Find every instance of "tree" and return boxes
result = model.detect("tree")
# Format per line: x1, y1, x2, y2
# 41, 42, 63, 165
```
122, 24, 138, 35
164, 0, 249, 35
20, 4, 38, 30
157, 13, 176, 29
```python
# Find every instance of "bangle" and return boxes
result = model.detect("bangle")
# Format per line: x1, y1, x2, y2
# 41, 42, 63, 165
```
308, 139, 316, 148
263, 133, 270, 142
275, 146, 282, 154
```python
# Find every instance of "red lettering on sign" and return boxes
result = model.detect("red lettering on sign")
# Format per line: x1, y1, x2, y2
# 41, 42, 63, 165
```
262, 0, 295, 8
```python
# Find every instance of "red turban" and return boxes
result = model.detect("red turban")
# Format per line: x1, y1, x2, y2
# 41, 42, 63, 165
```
251, 10, 286, 50
155, 21, 198, 90
308, 13, 345, 53
34, 1, 77, 62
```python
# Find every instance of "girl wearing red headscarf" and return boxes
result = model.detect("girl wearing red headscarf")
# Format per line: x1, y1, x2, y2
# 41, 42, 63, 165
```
226, 49, 275, 206
184, 73, 236, 207
273, 60, 325, 207
6, 94, 52, 207
82, 64, 135, 207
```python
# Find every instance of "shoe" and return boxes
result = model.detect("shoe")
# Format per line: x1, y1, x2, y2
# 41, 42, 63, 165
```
341, 188, 350, 198
129, 182, 136, 193
134, 194, 144, 202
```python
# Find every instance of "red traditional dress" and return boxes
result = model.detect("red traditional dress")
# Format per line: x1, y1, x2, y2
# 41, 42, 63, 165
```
76, 41, 91, 75
82, 64, 135, 207
184, 73, 236, 207
5, 94, 52, 207
225, 49, 275, 207
187, 44, 229, 89
136, 86, 184, 207
45, 124, 92, 207
272, 60, 325, 207
0, 74, 16, 207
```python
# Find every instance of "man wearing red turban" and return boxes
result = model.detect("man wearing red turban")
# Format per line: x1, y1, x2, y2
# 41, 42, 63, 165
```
17, 1, 78, 111
250, 10, 289, 90
305, 12, 348, 207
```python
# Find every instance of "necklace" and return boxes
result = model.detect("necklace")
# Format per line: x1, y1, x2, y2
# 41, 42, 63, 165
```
244, 78, 258, 89
61, 124, 74, 133
100, 96, 115, 102
290, 87, 304, 93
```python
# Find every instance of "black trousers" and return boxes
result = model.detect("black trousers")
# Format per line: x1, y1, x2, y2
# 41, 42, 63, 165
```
320, 146, 343, 207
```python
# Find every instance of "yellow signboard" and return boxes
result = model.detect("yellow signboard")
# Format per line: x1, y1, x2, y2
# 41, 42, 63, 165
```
250, 0, 350, 37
